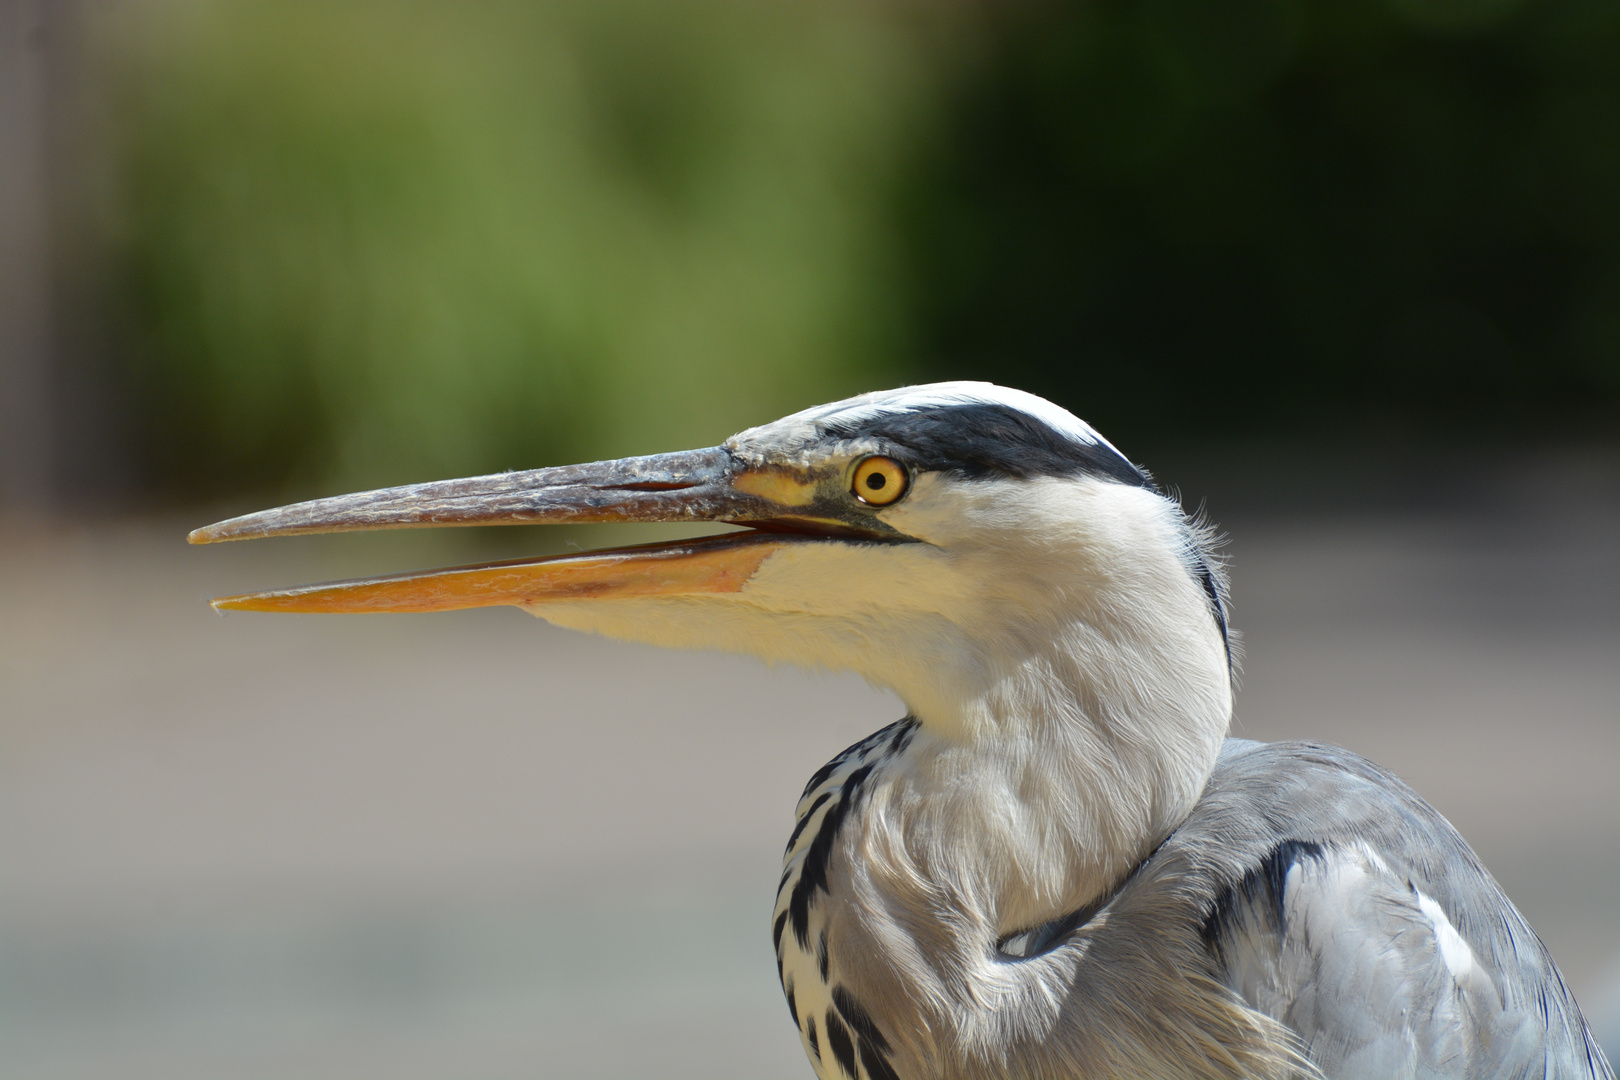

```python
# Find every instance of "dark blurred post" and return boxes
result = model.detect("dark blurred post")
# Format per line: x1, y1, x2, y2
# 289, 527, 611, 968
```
0, 0, 56, 510
0, 0, 122, 514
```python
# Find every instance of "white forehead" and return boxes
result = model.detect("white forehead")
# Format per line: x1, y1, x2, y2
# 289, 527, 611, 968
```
728, 381, 1107, 458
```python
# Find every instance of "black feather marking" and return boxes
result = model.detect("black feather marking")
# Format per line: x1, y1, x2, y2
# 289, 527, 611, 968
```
996, 892, 1110, 960
784, 792, 832, 855
807, 1016, 821, 1061
1203, 839, 1326, 957
790, 764, 875, 948
785, 983, 798, 1027
799, 721, 901, 800
836, 985, 901, 1079
824, 1007, 859, 1079
995, 840, 1167, 961
1264, 840, 1323, 929
860, 1040, 902, 1080
834, 986, 891, 1053
825, 401, 1151, 487
818, 930, 830, 981
1186, 547, 1231, 666
773, 911, 789, 953
800, 758, 844, 802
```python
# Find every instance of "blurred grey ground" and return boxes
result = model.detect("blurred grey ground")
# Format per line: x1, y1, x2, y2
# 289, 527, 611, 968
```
2, 453, 1618, 1080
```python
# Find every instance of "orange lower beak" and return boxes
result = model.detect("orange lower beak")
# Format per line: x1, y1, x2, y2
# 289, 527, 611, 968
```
210, 531, 789, 614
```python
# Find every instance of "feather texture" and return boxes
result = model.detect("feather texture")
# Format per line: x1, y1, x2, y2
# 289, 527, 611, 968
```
775, 736, 1611, 1079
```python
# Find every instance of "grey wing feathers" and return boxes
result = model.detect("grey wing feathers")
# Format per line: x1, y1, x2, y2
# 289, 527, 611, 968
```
1193, 740, 1613, 1080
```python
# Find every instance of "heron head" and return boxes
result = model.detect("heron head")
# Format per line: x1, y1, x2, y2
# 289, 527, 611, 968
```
192, 383, 1231, 742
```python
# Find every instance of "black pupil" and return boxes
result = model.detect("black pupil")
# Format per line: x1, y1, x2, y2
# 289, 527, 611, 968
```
865, 472, 887, 491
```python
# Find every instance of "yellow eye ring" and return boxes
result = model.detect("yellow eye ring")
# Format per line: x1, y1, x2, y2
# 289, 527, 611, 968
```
851, 456, 909, 506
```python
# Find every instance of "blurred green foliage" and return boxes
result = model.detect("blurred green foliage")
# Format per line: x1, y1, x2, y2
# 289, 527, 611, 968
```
96, 0, 940, 496
900, 0, 1620, 446
91, 0, 1619, 500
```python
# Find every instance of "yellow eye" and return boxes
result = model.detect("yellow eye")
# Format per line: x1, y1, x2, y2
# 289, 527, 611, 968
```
851, 456, 909, 506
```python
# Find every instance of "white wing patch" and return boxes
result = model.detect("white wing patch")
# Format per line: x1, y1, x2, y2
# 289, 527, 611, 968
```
1217, 841, 1518, 1080
1413, 888, 1478, 983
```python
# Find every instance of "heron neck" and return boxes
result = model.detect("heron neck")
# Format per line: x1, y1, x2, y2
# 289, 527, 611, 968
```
884, 613, 1232, 934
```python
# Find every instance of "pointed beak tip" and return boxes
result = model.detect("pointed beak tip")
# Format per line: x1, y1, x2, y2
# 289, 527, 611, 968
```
210, 591, 291, 613
189, 520, 244, 544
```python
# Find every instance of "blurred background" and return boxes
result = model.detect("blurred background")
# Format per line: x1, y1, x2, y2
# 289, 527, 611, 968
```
2, 1, 1616, 1077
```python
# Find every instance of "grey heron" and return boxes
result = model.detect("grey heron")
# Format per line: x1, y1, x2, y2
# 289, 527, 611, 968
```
191, 383, 1612, 1080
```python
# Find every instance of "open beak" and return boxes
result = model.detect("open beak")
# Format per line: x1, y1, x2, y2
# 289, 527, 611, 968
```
188, 447, 871, 614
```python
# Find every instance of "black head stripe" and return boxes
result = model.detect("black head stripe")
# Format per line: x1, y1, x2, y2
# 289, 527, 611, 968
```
1189, 548, 1233, 668
824, 402, 1150, 487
